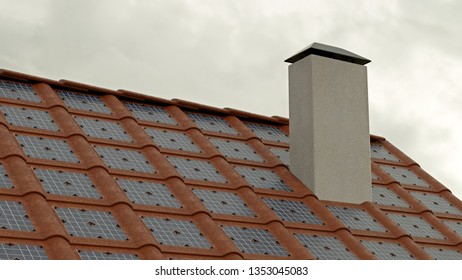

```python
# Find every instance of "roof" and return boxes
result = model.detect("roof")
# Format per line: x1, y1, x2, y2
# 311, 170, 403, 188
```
0, 69, 461, 260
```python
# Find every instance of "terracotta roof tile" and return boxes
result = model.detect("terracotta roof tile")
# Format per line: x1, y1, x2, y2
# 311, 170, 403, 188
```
0, 70, 462, 259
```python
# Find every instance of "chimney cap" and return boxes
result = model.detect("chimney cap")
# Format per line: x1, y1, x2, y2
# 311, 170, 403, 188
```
285, 42, 371, 65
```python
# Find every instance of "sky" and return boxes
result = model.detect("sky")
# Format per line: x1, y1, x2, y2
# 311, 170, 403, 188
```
1, 0, 461, 198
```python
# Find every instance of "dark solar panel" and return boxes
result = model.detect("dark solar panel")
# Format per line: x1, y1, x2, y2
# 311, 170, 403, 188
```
143, 217, 212, 248
16, 135, 79, 163
0, 243, 47, 260
0, 105, 59, 131
55, 207, 127, 240
116, 179, 181, 208
222, 225, 289, 256
34, 168, 102, 199
0, 200, 34, 231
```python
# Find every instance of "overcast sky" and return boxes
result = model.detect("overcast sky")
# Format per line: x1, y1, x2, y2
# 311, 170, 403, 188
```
1, 0, 461, 198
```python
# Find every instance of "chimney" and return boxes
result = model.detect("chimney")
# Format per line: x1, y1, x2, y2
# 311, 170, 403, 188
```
285, 42, 372, 204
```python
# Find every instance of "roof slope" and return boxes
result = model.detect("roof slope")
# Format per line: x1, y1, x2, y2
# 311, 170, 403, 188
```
0, 69, 461, 260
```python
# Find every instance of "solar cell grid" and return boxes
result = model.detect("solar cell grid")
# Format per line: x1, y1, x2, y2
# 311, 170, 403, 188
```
58, 91, 112, 114
0, 105, 59, 131
372, 185, 411, 208
193, 189, 255, 216
16, 134, 79, 163
0, 243, 47, 260
294, 234, 357, 260
79, 250, 138, 260
326, 206, 387, 232
95, 146, 156, 173
0, 164, 14, 189
245, 122, 288, 143
0, 200, 34, 231
441, 219, 462, 235
263, 198, 323, 224
143, 217, 212, 248
0, 80, 42, 103
222, 225, 289, 256
370, 143, 399, 162
234, 165, 292, 192
166, 156, 226, 183
387, 213, 445, 239
116, 179, 181, 208
145, 128, 201, 153
55, 207, 127, 240
210, 137, 264, 162
379, 165, 430, 187
360, 240, 414, 260
423, 246, 462, 260
34, 168, 102, 199
75, 117, 132, 142
409, 191, 462, 215
125, 102, 178, 125
187, 112, 239, 135
268, 146, 290, 165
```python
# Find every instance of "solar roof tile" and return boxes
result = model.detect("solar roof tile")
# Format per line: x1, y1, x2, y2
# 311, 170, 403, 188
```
222, 225, 289, 256
143, 216, 212, 248
58, 91, 112, 114
0, 70, 461, 259
0, 243, 47, 260
0, 80, 42, 103
0, 105, 59, 131
294, 234, 357, 260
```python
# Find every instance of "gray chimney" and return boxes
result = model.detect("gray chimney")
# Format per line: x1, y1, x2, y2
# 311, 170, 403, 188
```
285, 42, 372, 204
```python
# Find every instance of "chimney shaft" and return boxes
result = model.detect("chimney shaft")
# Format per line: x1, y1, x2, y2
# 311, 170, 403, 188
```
286, 43, 372, 204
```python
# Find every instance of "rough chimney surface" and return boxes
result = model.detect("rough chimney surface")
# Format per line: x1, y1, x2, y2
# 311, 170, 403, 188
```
287, 43, 372, 204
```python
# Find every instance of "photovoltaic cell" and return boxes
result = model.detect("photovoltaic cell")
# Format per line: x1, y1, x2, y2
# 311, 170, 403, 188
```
16, 134, 79, 163
222, 225, 289, 256
125, 102, 178, 125
0, 105, 59, 131
409, 191, 462, 215
116, 179, 181, 208
145, 128, 201, 153
0, 243, 47, 260
209, 138, 264, 162
245, 122, 288, 143
193, 189, 255, 216
166, 156, 226, 183
187, 112, 239, 135
294, 234, 357, 260
441, 219, 462, 235
79, 250, 138, 260
360, 240, 414, 260
234, 165, 292, 192
370, 143, 399, 162
268, 146, 289, 166
0, 163, 14, 189
386, 213, 445, 239
379, 165, 430, 188
143, 217, 212, 248
75, 117, 132, 142
263, 198, 323, 224
0, 80, 42, 103
423, 246, 462, 260
0, 200, 34, 231
372, 185, 411, 208
34, 168, 102, 199
326, 206, 387, 232
58, 91, 112, 114
94, 146, 156, 173
55, 207, 127, 240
